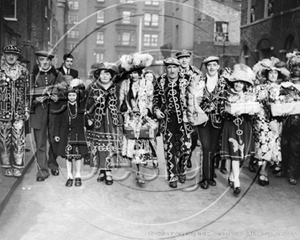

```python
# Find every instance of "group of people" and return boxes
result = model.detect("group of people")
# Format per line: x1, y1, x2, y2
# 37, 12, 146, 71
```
1, 44, 300, 196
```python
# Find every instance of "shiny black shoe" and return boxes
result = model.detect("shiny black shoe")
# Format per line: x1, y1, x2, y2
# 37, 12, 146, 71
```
75, 178, 82, 187
187, 159, 192, 168
178, 174, 186, 183
208, 178, 217, 186
105, 175, 114, 185
233, 187, 241, 196
51, 169, 59, 176
65, 178, 73, 187
169, 181, 177, 188
97, 171, 106, 182
36, 176, 45, 182
199, 179, 209, 189
288, 177, 297, 185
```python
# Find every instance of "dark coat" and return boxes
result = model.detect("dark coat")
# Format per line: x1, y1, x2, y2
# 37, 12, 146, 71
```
57, 66, 79, 79
53, 101, 88, 158
29, 66, 65, 129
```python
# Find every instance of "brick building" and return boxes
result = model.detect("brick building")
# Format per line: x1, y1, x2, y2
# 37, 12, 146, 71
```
66, 0, 164, 78
162, 0, 241, 70
240, 0, 300, 67
0, 0, 64, 71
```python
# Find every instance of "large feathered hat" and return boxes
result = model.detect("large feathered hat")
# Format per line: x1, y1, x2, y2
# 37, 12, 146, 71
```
229, 63, 255, 86
93, 62, 119, 79
253, 57, 290, 81
286, 51, 300, 70
119, 52, 153, 74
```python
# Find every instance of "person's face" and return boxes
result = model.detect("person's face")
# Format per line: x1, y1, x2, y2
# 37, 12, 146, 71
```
99, 70, 112, 84
166, 65, 179, 79
178, 56, 190, 68
144, 72, 154, 82
37, 56, 51, 70
268, 70, 279, 82
291, 65, 300, 78
234, 81, 245, 92
206, 61, 220, 77
64, 57, 73, 69
68, 92, 77, 103
4, 53, 18, 65
131, 71, 140, 81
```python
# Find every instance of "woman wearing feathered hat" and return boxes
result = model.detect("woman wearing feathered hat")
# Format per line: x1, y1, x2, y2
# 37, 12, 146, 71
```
85, 62, 122, 185
53, 79, 88, 187
119, 52, 158, 184
253, 57, 290, 186
221, 63, 256, 196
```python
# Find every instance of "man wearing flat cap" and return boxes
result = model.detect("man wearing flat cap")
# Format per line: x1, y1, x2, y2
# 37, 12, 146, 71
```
194, 56, 227, 189
0, 45, 30, 178
30, 49, 66, 181
175, 49, 203, 169
153, 57, 193, 188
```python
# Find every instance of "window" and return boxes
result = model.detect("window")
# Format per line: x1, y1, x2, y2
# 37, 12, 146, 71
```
95, 53, 104, 63
120, 0, 134, 3
122, 11, 131, 24
122, 33, 130, 45
97, 11, 104, 23
214, 21, 229, 42
144, 34, 151, 46
3, 0, 17, 19
144, 34, 158, 47
144, 13, 159, 26
68, 29, 79, 38
151, 34, 158, 46
118, 32, 135, 45
68, 15, 79, 24
69, 1, 79, 10
96, 32, 104, 45
145, 0, 159, 5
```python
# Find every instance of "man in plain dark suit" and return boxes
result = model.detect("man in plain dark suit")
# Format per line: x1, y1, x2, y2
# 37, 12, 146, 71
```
30, 50, 65, 181
57, 53, 79, 82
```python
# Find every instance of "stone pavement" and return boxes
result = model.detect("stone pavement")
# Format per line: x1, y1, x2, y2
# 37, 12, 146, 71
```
0, 137, 300, 240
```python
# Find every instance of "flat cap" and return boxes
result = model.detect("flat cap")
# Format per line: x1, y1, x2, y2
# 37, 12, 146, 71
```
202, 56, 219, 65
35, 50, 54, 59
163, 57, 180, 66
3, 45, 21, 55
175, 49, 192, 59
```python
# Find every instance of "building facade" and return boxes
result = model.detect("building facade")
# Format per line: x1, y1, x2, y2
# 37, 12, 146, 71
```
240, 0, 300, 67
66, 0, 164, 78
163, 0, 241, 70
0, 0, 64, 71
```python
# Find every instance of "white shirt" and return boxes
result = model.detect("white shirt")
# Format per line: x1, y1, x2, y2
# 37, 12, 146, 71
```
63, 66, 70, 75
206, 74, 218, 93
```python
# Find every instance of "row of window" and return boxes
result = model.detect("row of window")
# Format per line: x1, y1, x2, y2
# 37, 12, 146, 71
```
68, 30, 158, 47
68, 0, 160, 10
95, 11, 159, 26
68, 11, 159, 26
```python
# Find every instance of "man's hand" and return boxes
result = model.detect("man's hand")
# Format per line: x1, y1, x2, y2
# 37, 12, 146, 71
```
36, 96, 47, 103
88, 119, 93, 126
25, 111, 30, 121
155, 109, 165, 119
50, 94, 58, 102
